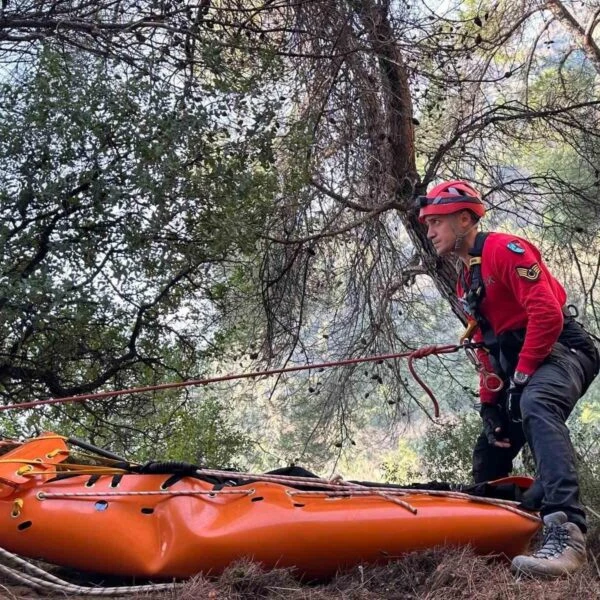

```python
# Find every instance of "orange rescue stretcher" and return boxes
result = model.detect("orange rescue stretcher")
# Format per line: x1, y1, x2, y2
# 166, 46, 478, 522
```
0, 433, 541, 579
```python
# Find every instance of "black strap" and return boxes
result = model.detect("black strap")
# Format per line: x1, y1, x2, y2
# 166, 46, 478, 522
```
460, 232, 490, 331
459, 232, 504, 364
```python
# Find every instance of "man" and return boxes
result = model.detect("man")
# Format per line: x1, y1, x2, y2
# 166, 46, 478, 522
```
417, 180, 599, 578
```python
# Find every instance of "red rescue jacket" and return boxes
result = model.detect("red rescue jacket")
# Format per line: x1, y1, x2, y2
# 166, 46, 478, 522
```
457, 232, 567, 403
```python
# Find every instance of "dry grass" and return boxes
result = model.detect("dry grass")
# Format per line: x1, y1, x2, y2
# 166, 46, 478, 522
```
2, 527, 599, 599
141, 543, 600, 600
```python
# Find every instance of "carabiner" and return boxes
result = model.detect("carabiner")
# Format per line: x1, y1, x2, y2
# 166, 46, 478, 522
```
462, 342, 504, 393
463, 345, 480, 369
482, 371, 504, 393
459, 320, 478, 344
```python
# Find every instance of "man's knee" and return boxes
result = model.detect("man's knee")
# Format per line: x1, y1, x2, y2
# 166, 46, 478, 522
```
522, 353, 587, 421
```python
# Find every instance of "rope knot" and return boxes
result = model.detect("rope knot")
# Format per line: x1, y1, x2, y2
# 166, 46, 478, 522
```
409, 345, 439, 359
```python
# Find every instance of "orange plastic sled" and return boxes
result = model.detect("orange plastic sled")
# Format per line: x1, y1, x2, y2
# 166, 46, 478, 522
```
0, 434, 541, 579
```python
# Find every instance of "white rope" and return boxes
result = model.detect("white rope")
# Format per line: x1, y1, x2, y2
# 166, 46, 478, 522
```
330, 477, 418, 513
584, 503, 600, 521
0, 544, 180, 596
287, 489, 541, 522
194, 468, 540, 519
37, 478, 539, 522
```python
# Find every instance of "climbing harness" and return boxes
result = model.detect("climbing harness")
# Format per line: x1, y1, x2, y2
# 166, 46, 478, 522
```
458, 231, 492, 343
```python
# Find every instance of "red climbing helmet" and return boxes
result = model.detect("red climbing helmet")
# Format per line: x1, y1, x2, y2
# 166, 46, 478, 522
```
417, 180, 485, 223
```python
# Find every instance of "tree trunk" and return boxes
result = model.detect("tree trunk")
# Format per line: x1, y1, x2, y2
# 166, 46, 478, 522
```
354, 0, 466, 324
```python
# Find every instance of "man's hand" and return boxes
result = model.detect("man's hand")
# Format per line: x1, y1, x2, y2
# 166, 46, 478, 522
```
480, 403, 511, 448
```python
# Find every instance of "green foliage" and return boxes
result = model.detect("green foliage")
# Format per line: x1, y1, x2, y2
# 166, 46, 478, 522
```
418, 413, 482, 483
569, 398, 600, 520
154, 396, 252, 468
380, 438, 421, 483
382, 413, 482, 484
4, 389, 252, 469
1, 0, 599, 479
0, 45, 280, 413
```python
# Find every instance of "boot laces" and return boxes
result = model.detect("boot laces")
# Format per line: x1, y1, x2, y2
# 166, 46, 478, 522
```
533, 523, 570, 559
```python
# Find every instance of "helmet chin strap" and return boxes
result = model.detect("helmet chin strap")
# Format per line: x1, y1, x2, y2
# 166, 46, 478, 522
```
452, 221, 479, 252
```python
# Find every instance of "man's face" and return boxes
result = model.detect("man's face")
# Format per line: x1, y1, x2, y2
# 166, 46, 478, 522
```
423, 213, 459, 255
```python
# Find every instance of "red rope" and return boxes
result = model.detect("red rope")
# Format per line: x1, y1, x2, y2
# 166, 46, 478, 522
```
407, 345, 450, 418
0, 344, 464, 417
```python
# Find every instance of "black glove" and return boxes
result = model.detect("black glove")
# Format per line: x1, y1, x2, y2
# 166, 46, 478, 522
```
507, 381, 524, 423
507, 371, 530, 423
480, 403, 510, 447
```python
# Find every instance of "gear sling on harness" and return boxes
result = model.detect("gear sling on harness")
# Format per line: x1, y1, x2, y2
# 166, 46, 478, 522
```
459, 232, 512, 378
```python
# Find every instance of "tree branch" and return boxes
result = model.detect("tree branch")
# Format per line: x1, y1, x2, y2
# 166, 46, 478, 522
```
545, 0, 600, 75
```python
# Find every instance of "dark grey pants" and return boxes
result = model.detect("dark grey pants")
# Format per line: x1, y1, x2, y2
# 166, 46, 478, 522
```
472, 329, 599, 533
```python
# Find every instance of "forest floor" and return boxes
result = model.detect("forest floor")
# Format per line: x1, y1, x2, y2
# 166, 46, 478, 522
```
1, 527, 599, 599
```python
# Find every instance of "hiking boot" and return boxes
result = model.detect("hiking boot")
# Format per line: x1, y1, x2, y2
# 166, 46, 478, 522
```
511, 511, 587, 578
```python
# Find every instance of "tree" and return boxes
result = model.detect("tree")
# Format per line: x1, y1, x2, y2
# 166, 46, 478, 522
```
238, 0, 600, 449
2, 0, 599, 467
0, 42, 281, 414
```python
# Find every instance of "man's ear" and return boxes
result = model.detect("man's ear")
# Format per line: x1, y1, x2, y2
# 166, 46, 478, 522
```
459, 210, 476, 227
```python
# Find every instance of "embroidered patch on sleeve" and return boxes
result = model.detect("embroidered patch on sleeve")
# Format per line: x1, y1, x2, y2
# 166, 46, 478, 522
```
516, 263, 541, 281
507, 241, 526, 254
